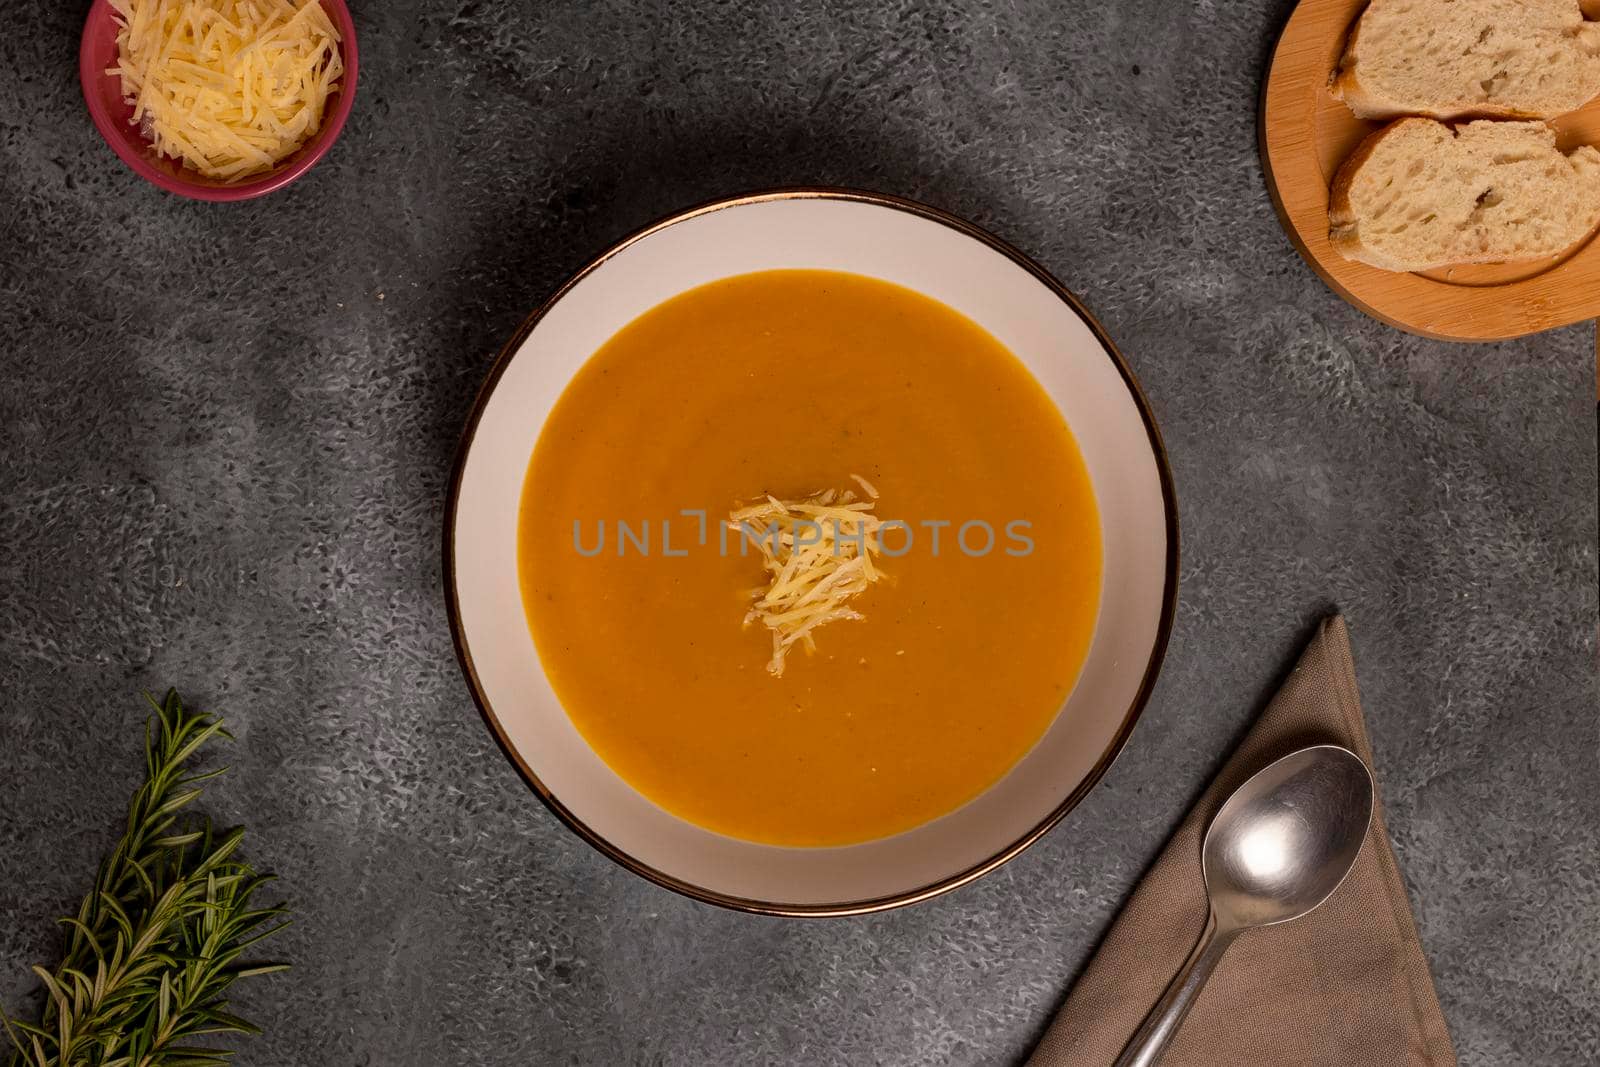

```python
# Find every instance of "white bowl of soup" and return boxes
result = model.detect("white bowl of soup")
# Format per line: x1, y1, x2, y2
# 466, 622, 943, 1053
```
446, 190, 1176, 915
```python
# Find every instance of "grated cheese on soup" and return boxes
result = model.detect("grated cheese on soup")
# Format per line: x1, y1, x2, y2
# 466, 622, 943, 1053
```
107, 0, 344, 181
729, 479, 886, 677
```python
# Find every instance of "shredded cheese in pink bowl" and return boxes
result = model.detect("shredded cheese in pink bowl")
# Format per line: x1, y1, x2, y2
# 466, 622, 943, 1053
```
79, 0, 358, 201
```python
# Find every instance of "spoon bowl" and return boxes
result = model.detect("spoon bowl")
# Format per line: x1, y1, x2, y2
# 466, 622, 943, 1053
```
1204, 745, 1374, 929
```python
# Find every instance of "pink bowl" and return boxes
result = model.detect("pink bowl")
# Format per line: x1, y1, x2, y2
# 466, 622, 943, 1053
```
79, 0, 358, 202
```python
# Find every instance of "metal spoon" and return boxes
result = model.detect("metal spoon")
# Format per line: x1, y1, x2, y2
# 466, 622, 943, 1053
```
1112, 744, 1374, 1067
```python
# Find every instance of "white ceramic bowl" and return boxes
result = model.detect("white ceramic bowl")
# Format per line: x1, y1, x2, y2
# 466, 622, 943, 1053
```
446, 190, 1177, 915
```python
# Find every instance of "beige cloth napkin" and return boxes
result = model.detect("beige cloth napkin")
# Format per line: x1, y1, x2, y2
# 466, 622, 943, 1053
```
1029, 616, 1457, 1067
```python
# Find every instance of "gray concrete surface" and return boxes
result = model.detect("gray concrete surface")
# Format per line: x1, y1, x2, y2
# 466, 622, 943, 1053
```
2, 1, 1596, 1064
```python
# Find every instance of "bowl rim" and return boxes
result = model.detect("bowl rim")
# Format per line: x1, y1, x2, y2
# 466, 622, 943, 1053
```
442, 187, 1181, 917
78, 0, 359, 202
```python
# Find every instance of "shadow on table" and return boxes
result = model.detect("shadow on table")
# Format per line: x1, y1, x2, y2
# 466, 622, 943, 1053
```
428, 99, 1043, 447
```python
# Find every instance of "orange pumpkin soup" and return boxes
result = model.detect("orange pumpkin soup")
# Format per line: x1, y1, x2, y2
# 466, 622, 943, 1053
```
519, 269, 1101, 846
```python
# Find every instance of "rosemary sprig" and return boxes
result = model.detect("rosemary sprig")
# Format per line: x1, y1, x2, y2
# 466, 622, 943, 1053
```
2, 691, 290, 1067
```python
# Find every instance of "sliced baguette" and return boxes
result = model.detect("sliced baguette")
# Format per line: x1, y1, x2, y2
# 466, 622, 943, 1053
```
1329, 118, 1600, 271
1333, 0, 1600, 120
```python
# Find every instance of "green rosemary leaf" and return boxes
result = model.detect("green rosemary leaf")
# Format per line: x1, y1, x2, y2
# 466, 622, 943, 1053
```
2, 691, 289, 1067
226, 922, 292, 956
183, 1009, 259, 1037
147, 834, 205, 850
223, 963, 290, 979
53, 920, 99, 958
0, 1019, 23, 1067
26, 972, 66, 1032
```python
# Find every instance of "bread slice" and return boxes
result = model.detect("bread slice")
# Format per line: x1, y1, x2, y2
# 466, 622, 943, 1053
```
1329, 119, 1600, 271
1333, 0, 1600, 120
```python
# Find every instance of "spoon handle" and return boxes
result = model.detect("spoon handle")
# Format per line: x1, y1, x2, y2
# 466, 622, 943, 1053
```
1111, 911, 1238, 1067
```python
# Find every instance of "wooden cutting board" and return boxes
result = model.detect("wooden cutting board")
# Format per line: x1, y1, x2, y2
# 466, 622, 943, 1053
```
1261, 0, 1600, 342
